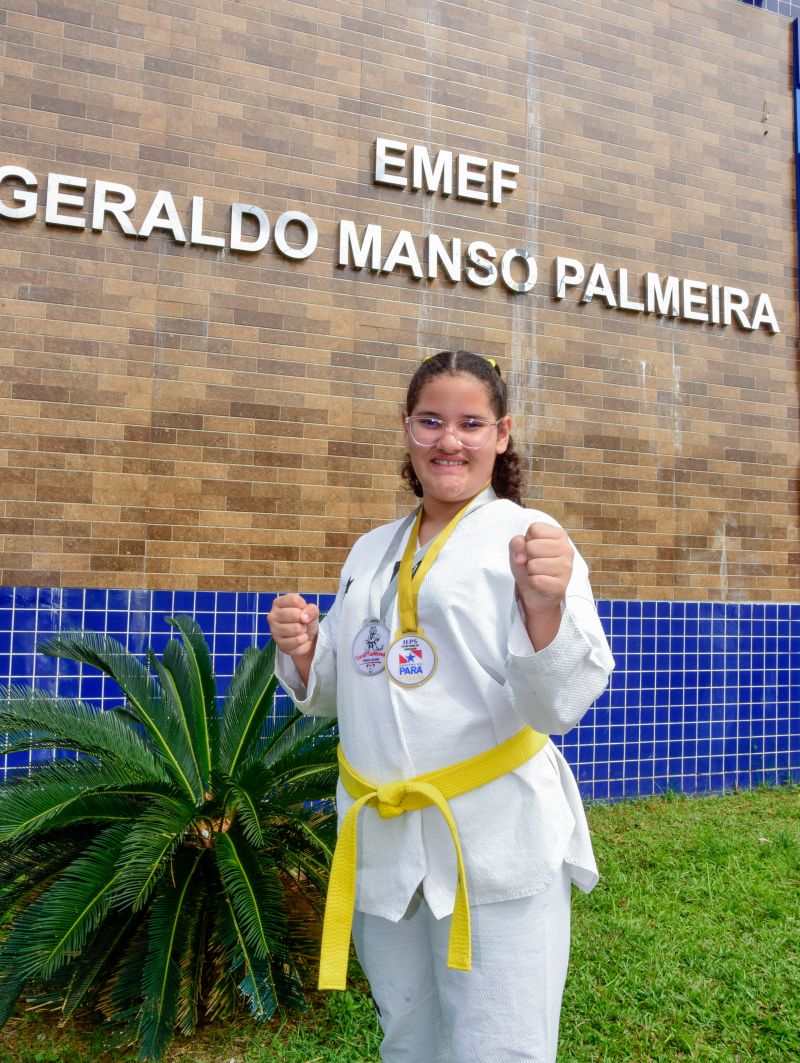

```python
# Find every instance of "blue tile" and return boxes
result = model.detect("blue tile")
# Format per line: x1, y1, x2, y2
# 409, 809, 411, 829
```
2, 749, 33, 768
11, 633, 36, 654
608, 779, 625, 799
152, 591, 174, 611
83, 589, 106, 610
215, 612, 236, 633
214, 654, 235, 676
172, 591, 195, 611
34, 588, 57, 609
79, 675, 104, 699
12, 610, 38, 632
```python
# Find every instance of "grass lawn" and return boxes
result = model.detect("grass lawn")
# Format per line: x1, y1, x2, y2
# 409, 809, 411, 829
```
1, 785, 797, 1062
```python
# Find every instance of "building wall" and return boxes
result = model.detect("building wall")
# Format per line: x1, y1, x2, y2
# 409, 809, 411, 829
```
1, 0, 798, 796
1, 0, 796, 601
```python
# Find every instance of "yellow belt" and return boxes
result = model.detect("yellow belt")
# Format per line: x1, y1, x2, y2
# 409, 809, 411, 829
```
317, 726, 549, 990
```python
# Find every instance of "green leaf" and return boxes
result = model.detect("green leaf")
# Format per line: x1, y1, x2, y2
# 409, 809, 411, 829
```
61, 909, 140, 1017
36, 631, 200, 803
241, 710, 338, 780
0, 824, 128, 981
175, 881, 209, 1036
219, 640, 278, 777
237, 724, 339, 813
201, 935, 238, 1024
214, 829, 285, 960
111, 801, 198, 912
0, 833, 89, 913
147, 650, 203, 797
165, 616, 218, 788
0, 760, 160, 843
218, 892, 278, 1021
230, 782, 265, 849
0, 969, 26, 1026
137, 848, 204, 1061
0, 686, 171, 784
96, 912, 152, 1024
273, 819, 337, 891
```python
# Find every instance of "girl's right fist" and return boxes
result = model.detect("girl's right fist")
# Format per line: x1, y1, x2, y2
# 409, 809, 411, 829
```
267, 594, 320, 658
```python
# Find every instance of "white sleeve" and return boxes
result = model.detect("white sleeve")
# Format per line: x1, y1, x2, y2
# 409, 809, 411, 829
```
274, 583, 344, 719
503, 545, 614, 735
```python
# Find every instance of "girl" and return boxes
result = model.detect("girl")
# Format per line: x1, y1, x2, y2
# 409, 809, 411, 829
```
268, 350, 614, 1063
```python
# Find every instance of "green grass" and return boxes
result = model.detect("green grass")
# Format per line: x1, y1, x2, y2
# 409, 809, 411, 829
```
1, 785, 797, 1062
561, 784, 800, 1062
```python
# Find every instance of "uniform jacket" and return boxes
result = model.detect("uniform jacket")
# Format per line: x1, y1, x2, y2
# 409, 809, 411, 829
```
276, 494, 615, 922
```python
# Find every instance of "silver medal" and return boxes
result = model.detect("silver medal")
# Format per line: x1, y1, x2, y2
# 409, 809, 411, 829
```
352, 621, 390, 676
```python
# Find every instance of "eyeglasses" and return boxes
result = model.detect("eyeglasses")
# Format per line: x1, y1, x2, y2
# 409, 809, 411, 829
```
404, 415, 502, 449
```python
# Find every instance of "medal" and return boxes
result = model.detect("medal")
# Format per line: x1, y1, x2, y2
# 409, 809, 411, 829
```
386, 486, 490, 689
352, 621, 390, 675
386, 631, 437, 687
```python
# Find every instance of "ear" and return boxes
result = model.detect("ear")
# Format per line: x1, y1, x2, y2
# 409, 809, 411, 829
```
495, 414, 512, 455
401, 409, 411, 448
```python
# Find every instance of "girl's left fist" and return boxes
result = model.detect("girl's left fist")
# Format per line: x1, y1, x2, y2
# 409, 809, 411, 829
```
508, 522, 573, 612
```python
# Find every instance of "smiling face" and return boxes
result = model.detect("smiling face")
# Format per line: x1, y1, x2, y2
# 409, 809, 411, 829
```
402, 372, 511, 515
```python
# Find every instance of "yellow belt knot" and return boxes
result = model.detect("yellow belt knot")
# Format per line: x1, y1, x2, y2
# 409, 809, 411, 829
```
317, 727, 549, 992
374, 781, 410, 818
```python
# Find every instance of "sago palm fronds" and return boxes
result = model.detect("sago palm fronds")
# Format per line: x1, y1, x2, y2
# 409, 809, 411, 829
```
0, 616, 338, 1061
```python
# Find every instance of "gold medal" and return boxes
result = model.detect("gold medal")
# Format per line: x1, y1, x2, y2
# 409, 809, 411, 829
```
386, 631, 437, 687
387, 486, 490, 689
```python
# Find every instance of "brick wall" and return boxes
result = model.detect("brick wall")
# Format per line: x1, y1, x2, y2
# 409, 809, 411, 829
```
0, 0, 797, 600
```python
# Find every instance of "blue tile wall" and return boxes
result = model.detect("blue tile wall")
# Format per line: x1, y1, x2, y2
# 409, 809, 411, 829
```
738, 0, 800, 18
1, 587, 798, 800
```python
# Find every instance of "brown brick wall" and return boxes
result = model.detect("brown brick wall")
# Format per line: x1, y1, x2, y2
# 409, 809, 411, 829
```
0, 0, 797, 599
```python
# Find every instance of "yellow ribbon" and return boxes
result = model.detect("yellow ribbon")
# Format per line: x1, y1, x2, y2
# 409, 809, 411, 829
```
317, 726, 549, 991
396, 490, 487, 638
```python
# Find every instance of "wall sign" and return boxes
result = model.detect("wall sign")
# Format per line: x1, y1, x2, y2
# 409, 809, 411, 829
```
0, 135, 781, 334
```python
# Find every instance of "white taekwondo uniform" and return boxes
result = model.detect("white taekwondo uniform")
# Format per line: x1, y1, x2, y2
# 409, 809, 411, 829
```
277, 493, 614, 1063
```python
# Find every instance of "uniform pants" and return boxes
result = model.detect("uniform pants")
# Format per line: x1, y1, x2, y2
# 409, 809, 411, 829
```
351, 863, 572, 1063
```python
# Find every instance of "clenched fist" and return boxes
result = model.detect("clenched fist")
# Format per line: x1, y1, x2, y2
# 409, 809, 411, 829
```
267, 593, 320, 659
508, 523, 573, 646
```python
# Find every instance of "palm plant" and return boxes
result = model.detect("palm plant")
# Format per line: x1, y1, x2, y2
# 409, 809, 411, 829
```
0, 616, 338, 1061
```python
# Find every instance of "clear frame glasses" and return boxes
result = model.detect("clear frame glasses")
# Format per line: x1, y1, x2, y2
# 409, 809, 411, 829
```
404, 415, 502, 449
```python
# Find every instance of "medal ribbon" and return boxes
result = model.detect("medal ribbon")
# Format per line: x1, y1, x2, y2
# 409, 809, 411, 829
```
396, 488, 488, 637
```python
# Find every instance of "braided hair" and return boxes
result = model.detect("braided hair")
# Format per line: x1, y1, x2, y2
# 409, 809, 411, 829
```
401, 350, 524, 505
